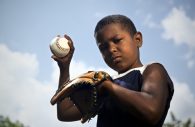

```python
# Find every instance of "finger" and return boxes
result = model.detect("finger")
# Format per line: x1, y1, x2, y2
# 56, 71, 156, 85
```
68, 41, 75, 54
51, 55, 59, 61
64, 35, 74, 48
64, 34, 72, 42
64, 34, 75, 53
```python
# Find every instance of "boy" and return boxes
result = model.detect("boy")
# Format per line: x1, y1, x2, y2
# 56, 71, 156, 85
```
51, 14, 174, 127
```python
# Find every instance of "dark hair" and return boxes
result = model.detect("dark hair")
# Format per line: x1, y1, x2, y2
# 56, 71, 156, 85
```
94, 14, 137, 37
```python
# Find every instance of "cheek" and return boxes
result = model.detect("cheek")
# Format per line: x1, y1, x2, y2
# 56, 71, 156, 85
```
103, 55, 111, 65
122, 41, 137, 53
121, 45, 138, 62
120, 45, 132, 55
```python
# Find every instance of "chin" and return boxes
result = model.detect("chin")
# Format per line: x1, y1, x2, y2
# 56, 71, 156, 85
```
115, 67, 128, 74
109, 63, 129, 74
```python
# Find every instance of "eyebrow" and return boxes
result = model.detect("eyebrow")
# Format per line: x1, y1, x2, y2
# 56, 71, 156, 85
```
97, 33, 122, 44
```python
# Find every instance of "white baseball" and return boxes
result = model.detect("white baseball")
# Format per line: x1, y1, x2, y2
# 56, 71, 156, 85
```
50, 36, 70, 58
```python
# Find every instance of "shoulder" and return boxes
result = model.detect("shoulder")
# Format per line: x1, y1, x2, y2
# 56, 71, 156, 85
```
142, 62, 172, 85
141, 63, 169, 86
143, 62, 174, 96
143, 63, 169, 78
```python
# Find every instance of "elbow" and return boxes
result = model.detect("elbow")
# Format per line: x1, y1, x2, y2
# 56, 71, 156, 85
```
144, 107, 162, 125
57, 107, 81, 122
147, 114, 160, 125
57, 107, 69, 121
57, 111, 65, 121
57, 115, 63, 121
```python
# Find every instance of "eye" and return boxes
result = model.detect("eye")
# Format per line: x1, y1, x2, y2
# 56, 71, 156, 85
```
113, 38, 122, 44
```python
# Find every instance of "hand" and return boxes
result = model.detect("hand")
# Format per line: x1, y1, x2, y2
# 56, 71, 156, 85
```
51, 34, 75, 71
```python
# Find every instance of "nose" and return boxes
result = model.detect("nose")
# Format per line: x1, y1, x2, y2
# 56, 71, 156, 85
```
108, 42, 117, 53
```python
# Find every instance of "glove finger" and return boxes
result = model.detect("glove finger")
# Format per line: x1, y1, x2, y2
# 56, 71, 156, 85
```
50, 82, 75, 105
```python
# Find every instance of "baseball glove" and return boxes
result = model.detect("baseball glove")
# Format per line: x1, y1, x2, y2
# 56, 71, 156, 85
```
50, 71, 112, 123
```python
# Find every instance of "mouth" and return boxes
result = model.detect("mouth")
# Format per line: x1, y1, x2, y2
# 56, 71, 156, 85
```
111, 56, 122, 63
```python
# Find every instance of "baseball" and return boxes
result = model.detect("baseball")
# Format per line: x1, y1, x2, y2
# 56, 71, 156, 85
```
50, 36, 70, 58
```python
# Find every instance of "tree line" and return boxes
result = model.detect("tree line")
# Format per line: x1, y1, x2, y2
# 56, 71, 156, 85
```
0, 112, 194, 127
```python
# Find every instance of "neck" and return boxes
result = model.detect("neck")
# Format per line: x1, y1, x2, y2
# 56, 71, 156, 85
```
132, 59, 143, 69
118, 59, 143, 74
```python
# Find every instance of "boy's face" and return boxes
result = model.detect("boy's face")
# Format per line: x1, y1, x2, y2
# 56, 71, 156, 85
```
95, 23, 142, 73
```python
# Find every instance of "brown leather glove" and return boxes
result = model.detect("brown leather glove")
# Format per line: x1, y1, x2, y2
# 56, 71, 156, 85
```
50, 71, 112, 123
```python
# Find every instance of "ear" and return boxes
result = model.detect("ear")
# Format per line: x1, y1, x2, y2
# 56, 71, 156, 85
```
134, 32, 143, 48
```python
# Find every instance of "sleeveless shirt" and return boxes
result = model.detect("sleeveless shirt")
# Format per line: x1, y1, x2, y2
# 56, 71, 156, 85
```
97, 64, 174, 127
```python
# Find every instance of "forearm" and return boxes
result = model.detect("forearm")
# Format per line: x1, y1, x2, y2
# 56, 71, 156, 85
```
114, 86, 160, 123
102, 81, 165, 125
58, 68, 70, 88
57, 98, 82, 121
57, 67, 83, 121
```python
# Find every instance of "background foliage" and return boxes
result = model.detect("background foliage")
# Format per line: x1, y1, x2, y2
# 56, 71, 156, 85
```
0, 113, 194, 127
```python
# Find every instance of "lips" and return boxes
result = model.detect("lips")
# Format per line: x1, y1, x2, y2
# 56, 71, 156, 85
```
111, 55, 121, 63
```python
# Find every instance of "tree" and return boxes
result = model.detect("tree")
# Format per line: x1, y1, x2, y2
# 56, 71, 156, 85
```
163, 112, 195, 127
0, 115, 27, 127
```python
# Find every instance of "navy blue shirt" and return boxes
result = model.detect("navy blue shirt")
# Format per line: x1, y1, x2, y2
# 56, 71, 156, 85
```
97, 65, 174, 127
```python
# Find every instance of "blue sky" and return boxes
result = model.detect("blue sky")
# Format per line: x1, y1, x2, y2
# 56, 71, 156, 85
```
0, 0, 195, 127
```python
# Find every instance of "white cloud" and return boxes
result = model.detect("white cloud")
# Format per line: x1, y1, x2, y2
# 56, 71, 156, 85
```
165, 78, 195, 122
0, 44, 39, 79
161, 7, 195, 47
161, 7, 195, 69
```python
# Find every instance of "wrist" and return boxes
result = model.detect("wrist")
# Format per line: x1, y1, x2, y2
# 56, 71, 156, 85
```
59, 69, 70, 87
59, 64, 69, 71
98, 80, 113, 97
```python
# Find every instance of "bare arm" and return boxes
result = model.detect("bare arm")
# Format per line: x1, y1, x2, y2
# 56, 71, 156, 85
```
100, 63, 172, 125
52, 35, 82, 121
